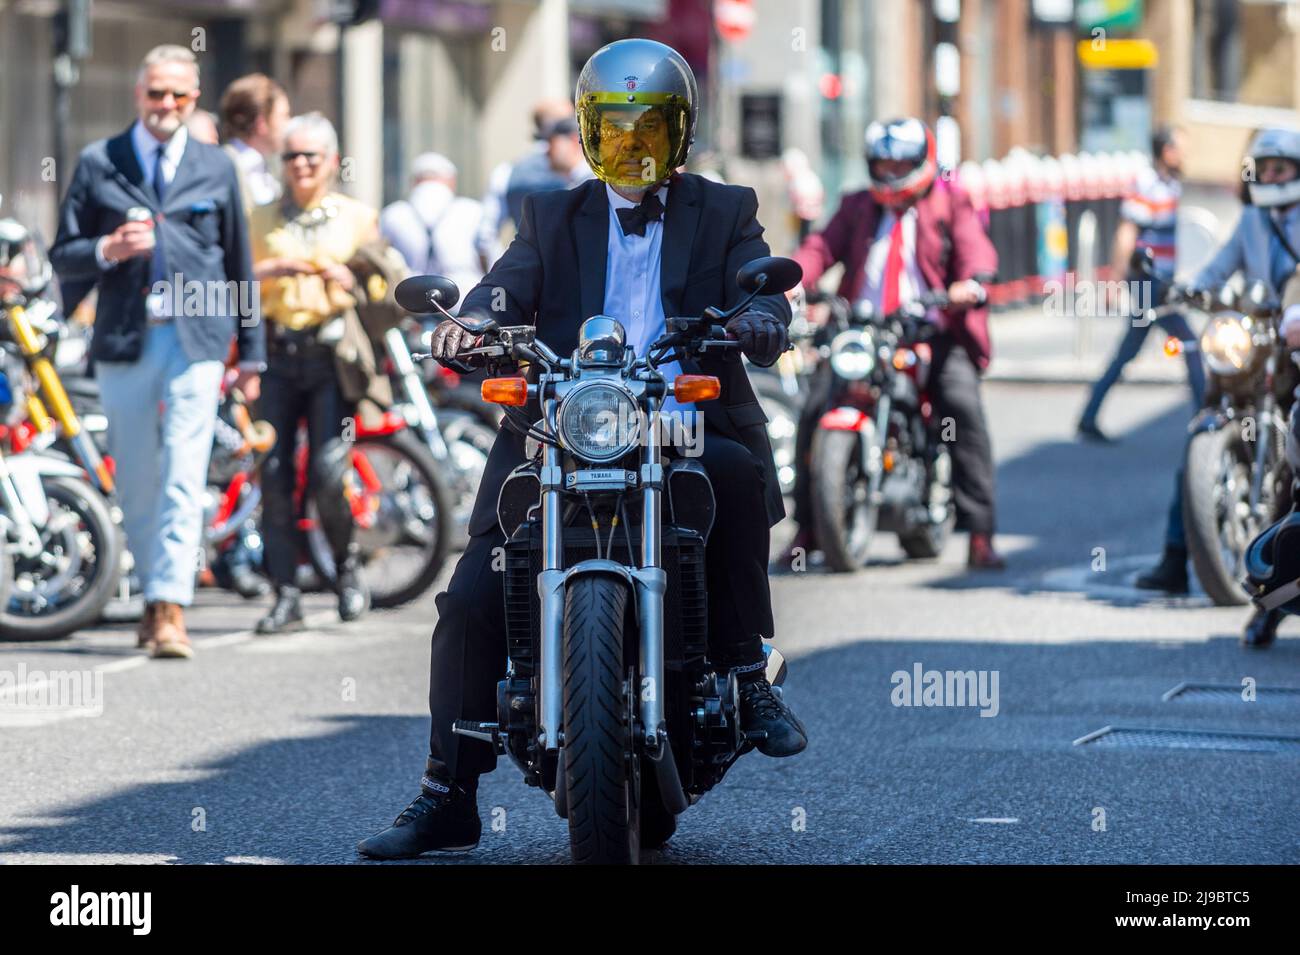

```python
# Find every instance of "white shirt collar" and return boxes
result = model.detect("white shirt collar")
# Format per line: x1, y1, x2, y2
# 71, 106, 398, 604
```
131, 118, 187, 171
605, 182, 669, 211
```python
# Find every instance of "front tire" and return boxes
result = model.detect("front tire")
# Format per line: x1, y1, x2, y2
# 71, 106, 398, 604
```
1, 475, 123, 641
562, 574, 638, 865
810, 427, 877, 571
1183, 423, 1266, 606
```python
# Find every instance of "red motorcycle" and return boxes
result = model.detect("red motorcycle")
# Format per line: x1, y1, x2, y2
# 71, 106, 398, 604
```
803, 291, 959, 571
204, 380, 450, 610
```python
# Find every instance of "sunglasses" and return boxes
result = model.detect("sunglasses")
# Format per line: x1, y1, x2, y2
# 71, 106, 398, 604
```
145, 89, 194, 105
281, 151, 324, 165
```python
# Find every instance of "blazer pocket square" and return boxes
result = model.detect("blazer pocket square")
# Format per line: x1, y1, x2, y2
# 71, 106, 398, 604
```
189, 200, 217, 214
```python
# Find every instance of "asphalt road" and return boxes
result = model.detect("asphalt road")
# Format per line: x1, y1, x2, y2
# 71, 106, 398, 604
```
2, 378, 1298, 864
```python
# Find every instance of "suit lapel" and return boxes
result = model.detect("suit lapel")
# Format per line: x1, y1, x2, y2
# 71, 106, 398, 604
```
660, 173, 701, 317
574, 180, 609, 321
106, 125, 160, 209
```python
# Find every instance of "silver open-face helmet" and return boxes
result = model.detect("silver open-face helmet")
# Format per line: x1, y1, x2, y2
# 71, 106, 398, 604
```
575, 38, 698, 190
1247, 127, 1300, 208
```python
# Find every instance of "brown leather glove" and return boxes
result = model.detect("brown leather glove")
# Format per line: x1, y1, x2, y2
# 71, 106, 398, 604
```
427, 318, 483, 368
725, 312, 789, 367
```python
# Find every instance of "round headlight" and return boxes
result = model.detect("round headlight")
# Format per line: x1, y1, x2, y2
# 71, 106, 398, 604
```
557, 381, 640, 463
1200, 314, 1255, 376
829, 330, 875, 379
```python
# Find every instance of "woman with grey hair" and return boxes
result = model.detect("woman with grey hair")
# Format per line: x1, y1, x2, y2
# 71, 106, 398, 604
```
249, 111, 378, 633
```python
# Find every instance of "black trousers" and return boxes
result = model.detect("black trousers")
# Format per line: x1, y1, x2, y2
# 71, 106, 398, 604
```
791, 335, 998, 536
427, 426, 774, 785
259, 336, 356, 587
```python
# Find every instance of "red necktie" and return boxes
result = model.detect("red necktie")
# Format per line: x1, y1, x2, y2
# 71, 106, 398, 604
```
882, 214, 904, 314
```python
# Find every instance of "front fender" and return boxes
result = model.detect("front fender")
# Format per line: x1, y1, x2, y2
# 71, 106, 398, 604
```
818, 406, 869, 431
1188, 407, 1232, 437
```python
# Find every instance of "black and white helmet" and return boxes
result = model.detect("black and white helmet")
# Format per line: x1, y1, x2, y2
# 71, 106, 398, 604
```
1247, 127, 1300, 208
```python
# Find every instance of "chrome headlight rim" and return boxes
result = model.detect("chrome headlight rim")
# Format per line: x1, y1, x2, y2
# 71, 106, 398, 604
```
1200, 313, 1256, 377
555, 379, 641, 464
829, 329, 876, 380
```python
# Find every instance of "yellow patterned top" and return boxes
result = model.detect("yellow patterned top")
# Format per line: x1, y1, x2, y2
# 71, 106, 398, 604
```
250, 192, 379, 330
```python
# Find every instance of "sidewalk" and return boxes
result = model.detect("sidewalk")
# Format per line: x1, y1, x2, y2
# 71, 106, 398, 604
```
985, 303, 1198, 385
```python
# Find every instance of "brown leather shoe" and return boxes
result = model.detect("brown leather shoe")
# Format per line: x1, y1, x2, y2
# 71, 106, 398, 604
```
149, 602, 194, 659
968, 533, 1007, 571
137, 602, 158, 650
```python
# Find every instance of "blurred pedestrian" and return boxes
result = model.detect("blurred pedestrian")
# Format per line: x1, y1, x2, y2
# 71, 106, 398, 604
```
781, 147, 825, 245
49, 44, 264, 658
380, 152, 484, 294
186, 109, 220, 145
220, 73, 290, 215
248, 112, 376, 633
475, 98, 584, 269
1077, 125, 1200, 443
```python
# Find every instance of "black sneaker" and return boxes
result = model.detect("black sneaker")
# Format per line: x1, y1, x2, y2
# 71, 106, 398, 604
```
357, 775, 481, 859
738, 677, 808, 757
1077, 421, 1117, 444
1134, 547, 1189, 594
1242, 608, 1281, 648
337, 556, 370, 623
256, 586, 304, 634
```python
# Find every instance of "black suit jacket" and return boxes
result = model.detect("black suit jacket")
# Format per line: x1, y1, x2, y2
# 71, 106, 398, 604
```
49, 125, 264, 367
460, 172, 790, 536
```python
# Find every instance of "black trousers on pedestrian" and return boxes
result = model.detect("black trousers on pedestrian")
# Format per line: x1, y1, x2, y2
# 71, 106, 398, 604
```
259, 336, 356, 587
791, 335, 998, 536
427, 426, 774, 786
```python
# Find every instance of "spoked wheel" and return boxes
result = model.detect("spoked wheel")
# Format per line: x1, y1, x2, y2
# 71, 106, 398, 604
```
810, 427, 877, 571
1183, 423, 1272, 606
562, 574, 639, 865
1, 475, 123, 640
306, 429, 450, 609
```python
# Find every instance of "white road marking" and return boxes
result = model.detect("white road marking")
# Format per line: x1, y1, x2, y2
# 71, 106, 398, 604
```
969, 817, 1019, 824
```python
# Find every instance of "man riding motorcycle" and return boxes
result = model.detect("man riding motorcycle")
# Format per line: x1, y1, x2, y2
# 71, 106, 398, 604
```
788, 117, 1005, 569
358, 39, 807, 859
1135, 127, 1300, 648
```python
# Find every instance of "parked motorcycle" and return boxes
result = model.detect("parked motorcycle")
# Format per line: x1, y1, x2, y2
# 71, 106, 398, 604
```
801, 290, 960, 571
0, 218, 123, 639
393, 256, 801, 864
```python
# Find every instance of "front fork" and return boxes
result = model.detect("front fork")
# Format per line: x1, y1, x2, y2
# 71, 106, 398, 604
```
535, 397, 668, 754
384, 326, 450, 461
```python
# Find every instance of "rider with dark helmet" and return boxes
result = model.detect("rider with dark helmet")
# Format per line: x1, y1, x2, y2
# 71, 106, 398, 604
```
789, 116, 1005, 570
358, 38, 807, 860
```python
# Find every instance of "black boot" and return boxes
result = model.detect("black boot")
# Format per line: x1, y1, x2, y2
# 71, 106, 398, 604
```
737, 675, 808, 757
357, 770, 481, 859
1135, 546, 1189, 594
256, 586, 304, 634
336, 553, 370, 622
1243, 608, 1281, 648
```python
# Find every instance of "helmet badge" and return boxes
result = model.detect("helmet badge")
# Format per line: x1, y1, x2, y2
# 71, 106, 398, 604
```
624, 75, 638, 91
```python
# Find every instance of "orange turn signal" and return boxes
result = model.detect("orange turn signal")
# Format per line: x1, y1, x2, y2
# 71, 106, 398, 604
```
481, 376, 528, 406
1163, 337, 1183, 357
673, 375, 721, 403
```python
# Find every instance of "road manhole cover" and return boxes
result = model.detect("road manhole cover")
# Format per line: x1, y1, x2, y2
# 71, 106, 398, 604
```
1074, 725, 1300, 753
1162, 682, 1300, 703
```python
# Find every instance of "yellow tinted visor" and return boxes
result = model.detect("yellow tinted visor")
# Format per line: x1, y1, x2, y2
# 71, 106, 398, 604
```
578, 92, 690, 188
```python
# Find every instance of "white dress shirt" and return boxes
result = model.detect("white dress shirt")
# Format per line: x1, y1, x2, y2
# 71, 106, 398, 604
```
602, 183, 690, 419
859, 205, 937, 320
227, 137, 281, 208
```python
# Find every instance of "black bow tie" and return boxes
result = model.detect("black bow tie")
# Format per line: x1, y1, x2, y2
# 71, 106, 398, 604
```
615, 192, 665, 237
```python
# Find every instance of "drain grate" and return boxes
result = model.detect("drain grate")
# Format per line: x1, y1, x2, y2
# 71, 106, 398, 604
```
1162, 681, 1300, 703
1074, 725, 1300, 753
